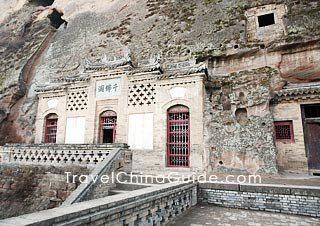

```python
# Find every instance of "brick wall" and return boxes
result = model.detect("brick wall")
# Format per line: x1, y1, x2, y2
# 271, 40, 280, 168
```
271, 100, 319, 171
199, 183, 320, 217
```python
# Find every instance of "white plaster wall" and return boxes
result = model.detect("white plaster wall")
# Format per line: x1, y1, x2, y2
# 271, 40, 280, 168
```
128, 113, 153, 150
65, 117, 86, 144
35, 93, 67, 144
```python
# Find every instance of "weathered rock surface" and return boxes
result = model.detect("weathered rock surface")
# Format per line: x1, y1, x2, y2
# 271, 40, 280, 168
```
0, 0, 320, 173
0, 164, 89, 219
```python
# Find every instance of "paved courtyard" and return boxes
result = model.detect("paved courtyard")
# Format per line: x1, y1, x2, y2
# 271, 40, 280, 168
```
167, 205, 320, 226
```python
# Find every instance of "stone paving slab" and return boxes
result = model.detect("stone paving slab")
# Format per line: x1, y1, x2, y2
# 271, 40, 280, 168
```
166, 204, 320, 226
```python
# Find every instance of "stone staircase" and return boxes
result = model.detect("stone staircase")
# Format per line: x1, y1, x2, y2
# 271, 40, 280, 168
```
63, 146, 132, 205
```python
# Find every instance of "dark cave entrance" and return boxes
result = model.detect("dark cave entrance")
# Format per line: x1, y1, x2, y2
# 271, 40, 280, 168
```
29, 0, 55, 7
48, 9, 67, 29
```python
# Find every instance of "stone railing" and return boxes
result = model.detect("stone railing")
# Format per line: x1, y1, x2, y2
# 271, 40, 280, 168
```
63, 147, 128, 205
0, 144, 131, 166
0, 182, 197, 226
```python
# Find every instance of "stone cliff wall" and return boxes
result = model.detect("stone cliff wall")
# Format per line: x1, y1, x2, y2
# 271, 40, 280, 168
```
205, 67, 280, 174
0, 164, 89, 219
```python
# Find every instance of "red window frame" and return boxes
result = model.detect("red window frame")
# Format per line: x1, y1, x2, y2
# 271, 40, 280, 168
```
98, 111, 117, 144
167, 107, 190, 168
44, 113, 58, 144
274, 121, 294, 142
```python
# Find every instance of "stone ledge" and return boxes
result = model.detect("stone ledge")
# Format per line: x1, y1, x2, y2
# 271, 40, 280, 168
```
199, 183, 239, 191
240, 184, 291, 195
3, 143, 130, 149
199, 183, 320, 197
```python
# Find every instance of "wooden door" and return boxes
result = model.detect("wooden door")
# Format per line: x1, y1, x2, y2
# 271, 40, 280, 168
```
305, 122, 320, 169
302, 104, 320, 170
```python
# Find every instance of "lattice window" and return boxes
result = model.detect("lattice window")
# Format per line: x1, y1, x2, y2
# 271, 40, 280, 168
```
44, 113, 58, 144
128, 83, 156, 106
67, 90, 88, 111
167, 105, 190, 168
274, 121, 294, 142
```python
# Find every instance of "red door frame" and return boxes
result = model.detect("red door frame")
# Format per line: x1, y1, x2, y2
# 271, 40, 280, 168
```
98, 111, 117, 144
273, 121, 294, 143
44, 114, 58, 144
167, 109, 190, 168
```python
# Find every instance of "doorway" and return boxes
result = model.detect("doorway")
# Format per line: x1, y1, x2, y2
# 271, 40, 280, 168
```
102, 127, 114, 143
167, 105, 190, 168
301, 104, 320, 171
99, 110, 117, 144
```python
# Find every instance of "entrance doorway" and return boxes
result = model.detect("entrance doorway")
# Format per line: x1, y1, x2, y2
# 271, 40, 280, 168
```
301, 104, 320, 171
167, 105, 190, 168
99, 110, 117, 144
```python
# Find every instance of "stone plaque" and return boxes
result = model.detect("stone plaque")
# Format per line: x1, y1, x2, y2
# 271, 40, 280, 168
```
96, 78, 121, 98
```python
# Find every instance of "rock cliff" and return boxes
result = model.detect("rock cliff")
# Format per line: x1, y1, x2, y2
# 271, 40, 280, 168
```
0, 0, 319, 173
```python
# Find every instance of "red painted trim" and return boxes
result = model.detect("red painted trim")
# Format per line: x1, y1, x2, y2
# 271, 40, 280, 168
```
98, 111, 117, 144
43, 114, 58, 144
274, 121, 295, 143
98, 113, 102, 143
167, 108, 190, 168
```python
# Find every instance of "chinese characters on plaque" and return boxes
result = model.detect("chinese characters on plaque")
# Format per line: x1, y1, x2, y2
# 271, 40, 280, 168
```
96, 78, 121, 98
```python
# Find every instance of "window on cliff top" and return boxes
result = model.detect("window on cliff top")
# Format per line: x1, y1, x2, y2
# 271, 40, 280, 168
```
258, 13, 275, 27
29, 0, 54, 7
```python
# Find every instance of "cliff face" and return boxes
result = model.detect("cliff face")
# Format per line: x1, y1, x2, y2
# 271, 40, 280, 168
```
0, 164, 89, 219
0, 0, 319, 172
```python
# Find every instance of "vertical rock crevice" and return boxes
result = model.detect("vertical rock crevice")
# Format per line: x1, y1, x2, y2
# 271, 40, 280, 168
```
0, 30, 56, 145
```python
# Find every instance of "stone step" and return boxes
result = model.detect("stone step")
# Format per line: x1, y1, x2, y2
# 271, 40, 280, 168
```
108, 189, 129, 195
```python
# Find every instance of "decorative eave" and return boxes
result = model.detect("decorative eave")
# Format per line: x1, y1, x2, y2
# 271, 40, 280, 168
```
157, 62, 208, 80
35, 85, 66, 93
53, 74, 91, 83
130, 54, 163, 75
273, 83, 320, 102
131, 63, 162, 75
84, 54, 132, 71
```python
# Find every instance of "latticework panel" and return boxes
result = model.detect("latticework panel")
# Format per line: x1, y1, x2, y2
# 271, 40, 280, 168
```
274, 121, 294, 142
67, 89, 88, 111
128, 83, 156, 106
10, 149, 110, 165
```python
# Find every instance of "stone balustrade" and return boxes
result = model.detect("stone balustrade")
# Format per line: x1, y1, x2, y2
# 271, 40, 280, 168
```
0, 182, 197, 226
0, 144, 130, 166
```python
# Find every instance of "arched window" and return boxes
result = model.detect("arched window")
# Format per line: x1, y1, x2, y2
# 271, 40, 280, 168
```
167, 105, 190, 167
44, 113, 58, 143
99, 110, 117, 143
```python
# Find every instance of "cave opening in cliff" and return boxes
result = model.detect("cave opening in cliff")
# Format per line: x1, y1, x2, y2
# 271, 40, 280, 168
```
48, 9, 67, 29
258, 13, 275, 27
29, 0, 55, 7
